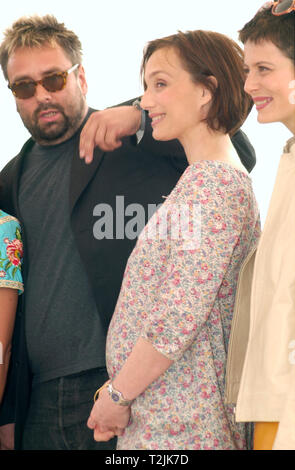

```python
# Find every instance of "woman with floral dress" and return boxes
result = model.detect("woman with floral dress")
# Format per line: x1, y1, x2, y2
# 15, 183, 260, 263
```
87, 30, 260, 450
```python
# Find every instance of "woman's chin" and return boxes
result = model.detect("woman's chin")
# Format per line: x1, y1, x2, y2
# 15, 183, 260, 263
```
257, 111, 276, 125
152, 128, 175, 142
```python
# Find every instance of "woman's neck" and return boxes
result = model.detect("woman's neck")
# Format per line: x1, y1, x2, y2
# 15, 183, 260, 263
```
179, 122, 246, 172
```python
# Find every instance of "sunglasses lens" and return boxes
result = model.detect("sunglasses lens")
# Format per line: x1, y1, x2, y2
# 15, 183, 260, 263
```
12, 81, 36, 99
43, 73, 65, 92
273, 0, 292, 13
10, 71, 68, 99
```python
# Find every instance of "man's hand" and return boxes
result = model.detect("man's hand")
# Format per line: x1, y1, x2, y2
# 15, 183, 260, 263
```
0, 423, 15, 450
79, 106, 142, 164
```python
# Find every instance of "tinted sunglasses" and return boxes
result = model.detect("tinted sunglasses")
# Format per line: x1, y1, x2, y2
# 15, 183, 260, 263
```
8, 63, 79, 99
272, 0, 295, 15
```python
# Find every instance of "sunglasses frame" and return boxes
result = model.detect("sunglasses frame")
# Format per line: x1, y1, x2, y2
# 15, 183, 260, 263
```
272, 0, 295, 15
8, 63, 79, 99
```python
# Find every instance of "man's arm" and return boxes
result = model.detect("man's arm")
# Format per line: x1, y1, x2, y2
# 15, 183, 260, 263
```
79, 98, 256, 172
79, 104, 142, 162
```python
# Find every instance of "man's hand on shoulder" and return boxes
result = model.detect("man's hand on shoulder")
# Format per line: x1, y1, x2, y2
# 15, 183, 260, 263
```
79, 106, 142, 164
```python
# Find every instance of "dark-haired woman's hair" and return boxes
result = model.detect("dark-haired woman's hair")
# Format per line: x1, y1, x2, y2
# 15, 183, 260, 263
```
238, 7, 294, 64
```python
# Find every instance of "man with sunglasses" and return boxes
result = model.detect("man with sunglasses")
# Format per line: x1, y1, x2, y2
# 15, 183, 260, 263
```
0, 15, 256, 450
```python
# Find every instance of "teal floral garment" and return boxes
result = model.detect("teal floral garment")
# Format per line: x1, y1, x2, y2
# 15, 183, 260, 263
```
106, 161, 260, 450
0, 210, 23, 293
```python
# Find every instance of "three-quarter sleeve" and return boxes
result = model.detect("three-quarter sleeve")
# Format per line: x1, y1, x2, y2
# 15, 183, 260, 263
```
0, 213, 23, 294
140, 164, 254, 361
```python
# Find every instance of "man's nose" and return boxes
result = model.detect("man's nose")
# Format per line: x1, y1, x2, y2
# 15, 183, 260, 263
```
34, 82, 52, 102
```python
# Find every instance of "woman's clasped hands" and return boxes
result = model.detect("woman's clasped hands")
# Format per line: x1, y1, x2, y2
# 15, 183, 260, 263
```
87, 381, 131, 442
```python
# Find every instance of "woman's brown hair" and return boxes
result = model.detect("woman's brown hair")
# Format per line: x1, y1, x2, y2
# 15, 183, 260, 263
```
141, 30, 253, 136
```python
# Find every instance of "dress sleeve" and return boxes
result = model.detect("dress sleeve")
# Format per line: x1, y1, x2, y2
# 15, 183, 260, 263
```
141, 165, 254, 361
0, 217, 23, 294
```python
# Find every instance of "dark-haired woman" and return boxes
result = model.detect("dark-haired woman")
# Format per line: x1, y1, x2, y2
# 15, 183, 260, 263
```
225, 1, 295, 450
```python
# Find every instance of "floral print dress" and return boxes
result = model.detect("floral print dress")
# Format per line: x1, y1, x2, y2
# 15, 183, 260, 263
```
0, 210, 23, 293
106, 161, 260, 450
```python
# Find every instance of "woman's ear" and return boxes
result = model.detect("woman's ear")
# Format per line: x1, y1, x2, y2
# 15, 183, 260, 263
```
199, 76, 218, 119
202, 76, 218, 103
208, 75, 218, 90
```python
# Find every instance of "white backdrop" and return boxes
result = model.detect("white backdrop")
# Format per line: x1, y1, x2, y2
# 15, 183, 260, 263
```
0, 0, 292, 224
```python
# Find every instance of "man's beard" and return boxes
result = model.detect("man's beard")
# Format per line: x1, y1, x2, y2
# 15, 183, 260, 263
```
18, 96, 86, 145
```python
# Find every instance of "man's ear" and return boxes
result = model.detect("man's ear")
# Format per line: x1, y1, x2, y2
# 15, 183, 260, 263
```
77, 65, 88, 96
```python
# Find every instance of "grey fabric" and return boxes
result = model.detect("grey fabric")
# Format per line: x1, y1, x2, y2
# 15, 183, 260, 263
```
19, 134, 106, 385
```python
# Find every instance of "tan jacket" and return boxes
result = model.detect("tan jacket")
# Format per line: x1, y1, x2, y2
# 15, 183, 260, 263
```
225, 137, 295, 449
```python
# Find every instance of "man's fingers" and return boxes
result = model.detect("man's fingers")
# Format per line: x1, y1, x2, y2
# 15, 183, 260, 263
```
84, 124, 107, 164
80, 114, 106, 161
80, 116, 99, 158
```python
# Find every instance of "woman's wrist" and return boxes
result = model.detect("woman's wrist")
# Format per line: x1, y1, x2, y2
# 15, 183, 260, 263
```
107, 382, 134, 407
100, 386, 132, 415
112, 375, 140, 402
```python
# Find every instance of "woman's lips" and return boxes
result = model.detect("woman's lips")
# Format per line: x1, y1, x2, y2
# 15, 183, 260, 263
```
149, 113, 165, 126
253, 97, 273, 110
